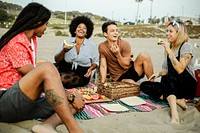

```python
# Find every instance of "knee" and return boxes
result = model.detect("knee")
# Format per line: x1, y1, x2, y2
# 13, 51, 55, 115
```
138, 52, 151, 61
38, 62, 59, 77
40, 62, 55, 70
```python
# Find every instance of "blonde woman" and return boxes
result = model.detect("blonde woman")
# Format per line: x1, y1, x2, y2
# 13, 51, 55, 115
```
140, 20, 197, 124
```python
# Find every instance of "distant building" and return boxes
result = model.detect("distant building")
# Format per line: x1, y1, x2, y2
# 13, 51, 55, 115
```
163, 16, 199, 25
176, 16, 199, 25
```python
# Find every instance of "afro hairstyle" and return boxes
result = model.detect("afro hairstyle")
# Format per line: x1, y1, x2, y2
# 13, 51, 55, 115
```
69, 16, 94, 39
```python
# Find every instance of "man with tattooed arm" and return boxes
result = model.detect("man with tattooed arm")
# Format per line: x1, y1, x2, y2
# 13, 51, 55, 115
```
0, 3, 84, 133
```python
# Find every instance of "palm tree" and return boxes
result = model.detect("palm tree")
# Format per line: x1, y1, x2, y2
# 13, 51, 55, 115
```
135, 0, 143, 24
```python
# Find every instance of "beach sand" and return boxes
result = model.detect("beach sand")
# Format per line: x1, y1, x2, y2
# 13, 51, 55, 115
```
0, 31, 200, 133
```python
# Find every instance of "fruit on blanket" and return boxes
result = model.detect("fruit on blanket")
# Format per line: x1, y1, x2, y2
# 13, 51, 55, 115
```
82, 94, 93, 100
91, 94, 99, 100
99, 94, 106, 99
81, 88, 93, 95
78, 88, 108, 101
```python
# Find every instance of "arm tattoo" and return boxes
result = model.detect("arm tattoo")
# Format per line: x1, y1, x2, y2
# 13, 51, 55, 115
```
181, 54, 190, 61
45, 89, 64, 107
168, 52, 177, 66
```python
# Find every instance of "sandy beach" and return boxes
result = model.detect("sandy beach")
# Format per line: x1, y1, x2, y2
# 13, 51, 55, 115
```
36, 34, 200, 74
0, 30, 200, 133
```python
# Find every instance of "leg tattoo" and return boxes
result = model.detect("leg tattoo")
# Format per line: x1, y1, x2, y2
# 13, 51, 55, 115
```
45, 89, 64, 107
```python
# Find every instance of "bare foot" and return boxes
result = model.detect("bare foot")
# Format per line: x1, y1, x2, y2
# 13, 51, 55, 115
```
176, 99, 188, 110
121, 79, 140, 86
171, 111, 180, 124
32, 124, 58, 133
171, 117, 180, 124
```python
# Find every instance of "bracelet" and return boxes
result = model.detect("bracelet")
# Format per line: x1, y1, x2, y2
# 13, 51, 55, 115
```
68, 89, 76, 104
68, 93, 76, 104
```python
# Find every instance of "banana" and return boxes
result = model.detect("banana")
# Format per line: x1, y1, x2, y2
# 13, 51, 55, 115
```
64, 40, 74, 47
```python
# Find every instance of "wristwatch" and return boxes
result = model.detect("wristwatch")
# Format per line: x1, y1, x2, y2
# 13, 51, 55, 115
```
68, 93, 76, 104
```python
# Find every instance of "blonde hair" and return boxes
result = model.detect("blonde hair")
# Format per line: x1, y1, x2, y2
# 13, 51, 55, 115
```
168, 21, 189, 50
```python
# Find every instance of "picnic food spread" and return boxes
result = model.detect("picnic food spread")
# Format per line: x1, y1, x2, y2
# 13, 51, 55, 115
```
77, 87, 112, 103
71, 82, 140, 103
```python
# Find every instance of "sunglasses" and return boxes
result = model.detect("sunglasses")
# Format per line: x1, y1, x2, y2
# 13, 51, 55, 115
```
170, 20, 180, 29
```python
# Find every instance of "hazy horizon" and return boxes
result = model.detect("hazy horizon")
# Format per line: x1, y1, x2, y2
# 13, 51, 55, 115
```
2, 0, 200, 23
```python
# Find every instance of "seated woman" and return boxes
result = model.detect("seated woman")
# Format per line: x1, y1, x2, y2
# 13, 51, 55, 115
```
140, 21, 197, 124
54, 16, 99, 89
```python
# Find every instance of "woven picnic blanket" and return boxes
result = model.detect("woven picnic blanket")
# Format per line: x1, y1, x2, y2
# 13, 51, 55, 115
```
36, 83, 169, 121
74, 83, 169, 120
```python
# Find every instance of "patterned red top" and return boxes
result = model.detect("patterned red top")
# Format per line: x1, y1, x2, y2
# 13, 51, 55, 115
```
0, 32, 37, 89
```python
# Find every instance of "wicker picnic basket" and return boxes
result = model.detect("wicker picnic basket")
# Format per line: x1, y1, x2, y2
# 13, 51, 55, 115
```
97, 82, 140, 100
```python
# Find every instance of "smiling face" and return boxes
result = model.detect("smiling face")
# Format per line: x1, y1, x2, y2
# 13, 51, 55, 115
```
166, 25, 178, 44
104, 24, 119, 42
75, 23, 87, 38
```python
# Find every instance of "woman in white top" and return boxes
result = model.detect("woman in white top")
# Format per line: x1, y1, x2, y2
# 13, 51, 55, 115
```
54, 16, 99, 88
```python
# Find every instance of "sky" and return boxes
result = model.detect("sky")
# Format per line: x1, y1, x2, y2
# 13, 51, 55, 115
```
2, 0, 200, 23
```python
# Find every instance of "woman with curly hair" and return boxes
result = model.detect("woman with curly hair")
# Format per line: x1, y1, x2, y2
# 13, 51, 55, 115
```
54, 16, 99, 89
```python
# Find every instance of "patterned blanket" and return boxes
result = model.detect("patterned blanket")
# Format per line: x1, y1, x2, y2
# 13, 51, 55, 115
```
74, 83, 169, 120
37, 83, 169, 121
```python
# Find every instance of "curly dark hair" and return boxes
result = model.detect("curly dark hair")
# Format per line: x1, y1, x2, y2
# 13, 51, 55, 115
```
69, 16, 94, 39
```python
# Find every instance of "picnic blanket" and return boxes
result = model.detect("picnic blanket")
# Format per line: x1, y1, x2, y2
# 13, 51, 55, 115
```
74, 83, 169, 120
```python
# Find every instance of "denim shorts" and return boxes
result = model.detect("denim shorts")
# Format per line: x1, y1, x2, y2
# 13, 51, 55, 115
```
0, 82, 54, 123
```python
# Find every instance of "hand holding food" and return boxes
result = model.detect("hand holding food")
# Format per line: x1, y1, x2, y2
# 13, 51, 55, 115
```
110, 44, 120, 55
157, 38, 163, 45
63, 40, 74, 49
